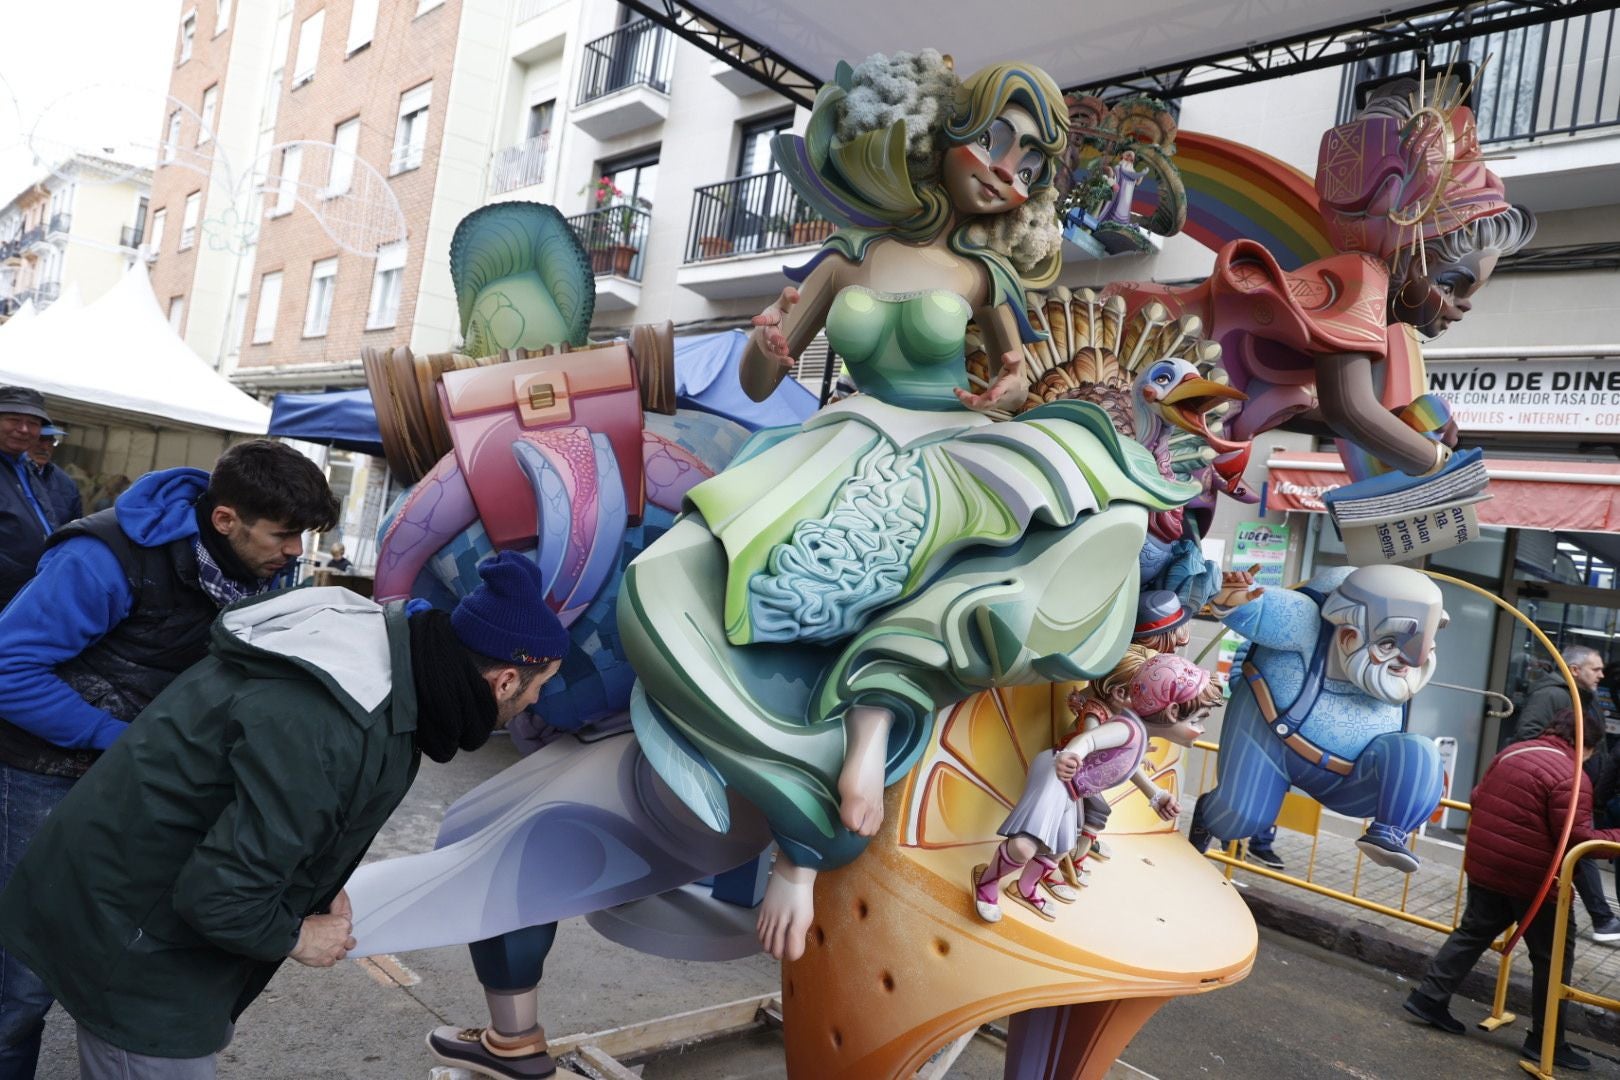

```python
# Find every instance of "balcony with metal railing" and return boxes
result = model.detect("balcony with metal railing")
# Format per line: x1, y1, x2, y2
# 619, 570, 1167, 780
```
1337, 7, 1620, 145
564, 204, 651, 311
47, 212, 71, 237
34, 281, 60, 304
489, 133, 549, 196
120, 224, 144, 249
571, 20, 673, 140
678, 172, 835, 299
1336, 7, 1620, 212
20, 224, 45, 252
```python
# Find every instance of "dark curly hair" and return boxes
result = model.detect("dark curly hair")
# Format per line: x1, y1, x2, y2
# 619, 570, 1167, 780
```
207, 440, 339, 532
1542, 708, 1601, 753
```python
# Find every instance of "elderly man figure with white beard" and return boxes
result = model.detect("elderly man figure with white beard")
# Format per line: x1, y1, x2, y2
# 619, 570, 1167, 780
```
1199, 564, 1448, 872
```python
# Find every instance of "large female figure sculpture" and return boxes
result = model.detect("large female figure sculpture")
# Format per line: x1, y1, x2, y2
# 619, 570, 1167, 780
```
618, 52, 1198, 961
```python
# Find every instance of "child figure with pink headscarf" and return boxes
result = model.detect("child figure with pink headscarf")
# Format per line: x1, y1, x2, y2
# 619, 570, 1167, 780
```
972, 652, 1220, 923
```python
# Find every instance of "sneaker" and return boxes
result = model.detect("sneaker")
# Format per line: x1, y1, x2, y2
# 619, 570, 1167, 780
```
1188, 822, 1213, 855
1246, 844, 1286, 871
1591, 916, 1620, 944
1402, 993, 1465, 1035
427, 1026, 556, 1079
1356, 825, 1420, 874
1521, 1035, 1592, 1072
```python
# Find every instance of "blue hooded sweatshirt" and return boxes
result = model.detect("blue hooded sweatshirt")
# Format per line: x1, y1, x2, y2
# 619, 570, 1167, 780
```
0, 468, 208, 751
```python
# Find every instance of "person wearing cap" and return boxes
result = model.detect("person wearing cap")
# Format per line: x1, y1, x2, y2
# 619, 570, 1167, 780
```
0, 385, 60, 609
27, 423, 82, 525
0, 439, 337, 1077
0, 551, 566, 1078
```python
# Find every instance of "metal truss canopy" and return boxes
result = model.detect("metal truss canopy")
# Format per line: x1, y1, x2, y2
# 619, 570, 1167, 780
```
623, 0, 1620, 106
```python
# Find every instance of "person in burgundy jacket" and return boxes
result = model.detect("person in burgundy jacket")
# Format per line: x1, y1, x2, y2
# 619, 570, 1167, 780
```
1403, 709, 1619, 1072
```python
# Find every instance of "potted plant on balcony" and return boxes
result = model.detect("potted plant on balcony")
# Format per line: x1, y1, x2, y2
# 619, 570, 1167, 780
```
790, 199, 835, 245
581, 176, 639, 275
765, 212, 792, 250
695, 187, 736, 260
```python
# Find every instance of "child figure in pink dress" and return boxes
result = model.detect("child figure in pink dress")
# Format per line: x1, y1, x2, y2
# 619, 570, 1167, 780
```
973, 652, 1218, 922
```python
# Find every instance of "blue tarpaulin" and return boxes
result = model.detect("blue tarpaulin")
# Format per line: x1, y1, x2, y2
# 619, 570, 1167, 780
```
267, 333, 817, 458
268, 389, 386, 457
673, 329, 819, 430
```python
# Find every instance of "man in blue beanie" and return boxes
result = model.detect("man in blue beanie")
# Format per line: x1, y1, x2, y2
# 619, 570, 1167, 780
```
0, 551, 566, 1079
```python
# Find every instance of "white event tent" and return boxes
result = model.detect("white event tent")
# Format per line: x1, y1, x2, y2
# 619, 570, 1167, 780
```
0, 265, 269, 434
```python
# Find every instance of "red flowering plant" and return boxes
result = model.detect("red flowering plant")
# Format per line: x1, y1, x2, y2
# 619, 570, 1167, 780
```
579, 176, 638, 247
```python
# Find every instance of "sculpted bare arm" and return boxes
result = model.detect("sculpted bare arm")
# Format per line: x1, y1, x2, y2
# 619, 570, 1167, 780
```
739, 253, 850, 402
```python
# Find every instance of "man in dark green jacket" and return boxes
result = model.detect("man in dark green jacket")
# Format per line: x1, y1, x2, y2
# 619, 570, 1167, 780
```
0, 552, 565, 1077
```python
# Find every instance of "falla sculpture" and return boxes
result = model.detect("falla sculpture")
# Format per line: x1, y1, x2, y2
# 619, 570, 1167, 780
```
339, 48, 1532, 1080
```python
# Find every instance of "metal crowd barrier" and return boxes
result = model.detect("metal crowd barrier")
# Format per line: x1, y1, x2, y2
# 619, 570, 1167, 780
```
1188, 737, 1474, 935
1518, 840, 1620, 1078
1189, 737, 1620, 1075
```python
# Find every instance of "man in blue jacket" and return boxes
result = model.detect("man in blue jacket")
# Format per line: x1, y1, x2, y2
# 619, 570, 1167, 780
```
0, 438, 337, 1079
28, 424, 82, 525
0, 385, 58, 610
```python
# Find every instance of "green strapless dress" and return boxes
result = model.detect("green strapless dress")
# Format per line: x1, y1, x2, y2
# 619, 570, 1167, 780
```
619, 287, 1196, 870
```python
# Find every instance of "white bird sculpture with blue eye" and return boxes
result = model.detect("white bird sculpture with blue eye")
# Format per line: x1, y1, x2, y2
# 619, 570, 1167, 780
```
1131, 357, 1246, 464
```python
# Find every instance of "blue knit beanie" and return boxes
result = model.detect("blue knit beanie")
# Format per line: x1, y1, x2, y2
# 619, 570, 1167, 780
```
450, 552, 569, 664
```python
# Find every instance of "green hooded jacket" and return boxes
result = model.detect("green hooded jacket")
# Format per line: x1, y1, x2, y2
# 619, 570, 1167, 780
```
0, 588, 422, 1058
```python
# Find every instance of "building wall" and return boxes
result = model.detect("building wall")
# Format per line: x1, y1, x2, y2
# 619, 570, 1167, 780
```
57, 178, 144, 304
189, 0, 284, 370
146, 0, 237, 339
410, 0, 514, 353
237, 0, 464, 376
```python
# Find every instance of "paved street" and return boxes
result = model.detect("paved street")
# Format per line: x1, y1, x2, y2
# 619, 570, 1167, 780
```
27, 737, 1620, 1078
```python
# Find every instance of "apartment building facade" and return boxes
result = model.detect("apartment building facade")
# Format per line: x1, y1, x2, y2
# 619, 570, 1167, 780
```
0, 156, 151, 319
143, 0, 830, 392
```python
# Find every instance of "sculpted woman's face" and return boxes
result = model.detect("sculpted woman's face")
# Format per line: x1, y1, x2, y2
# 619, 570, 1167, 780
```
1394, 244, 1501, 337
943, 105, 1046, 216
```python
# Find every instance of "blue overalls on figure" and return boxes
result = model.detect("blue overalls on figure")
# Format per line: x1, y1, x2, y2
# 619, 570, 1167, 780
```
1197, 571, 1444, 873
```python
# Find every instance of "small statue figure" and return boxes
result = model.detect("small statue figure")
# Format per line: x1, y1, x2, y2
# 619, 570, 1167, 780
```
973, 651, 1218, 921
1097, 148, 1146, 227
1198, 564, 1448, 872
1069, 590, 1198, 872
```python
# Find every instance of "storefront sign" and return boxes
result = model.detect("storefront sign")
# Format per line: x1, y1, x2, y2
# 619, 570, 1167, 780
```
1231, 520, 1290, 587
1427, 358, 1620, 434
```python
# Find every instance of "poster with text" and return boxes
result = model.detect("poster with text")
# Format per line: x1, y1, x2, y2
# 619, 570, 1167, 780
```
1232, 521, 1290, 588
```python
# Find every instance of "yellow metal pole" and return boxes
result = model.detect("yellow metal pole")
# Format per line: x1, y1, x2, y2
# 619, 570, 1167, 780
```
1478, 937, 1518, 1031
1521, 853, 1578, 1077
1202, 850, 1459, 933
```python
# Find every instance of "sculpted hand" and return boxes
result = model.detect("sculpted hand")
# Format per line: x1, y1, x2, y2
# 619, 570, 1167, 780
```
956, 349, 1029, 413
1150, 789, 1180, 821
1212, 565, 1262, 612
1054, 752, 1081, 782
289, 890, 356, 968
751, 286, 800, 374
